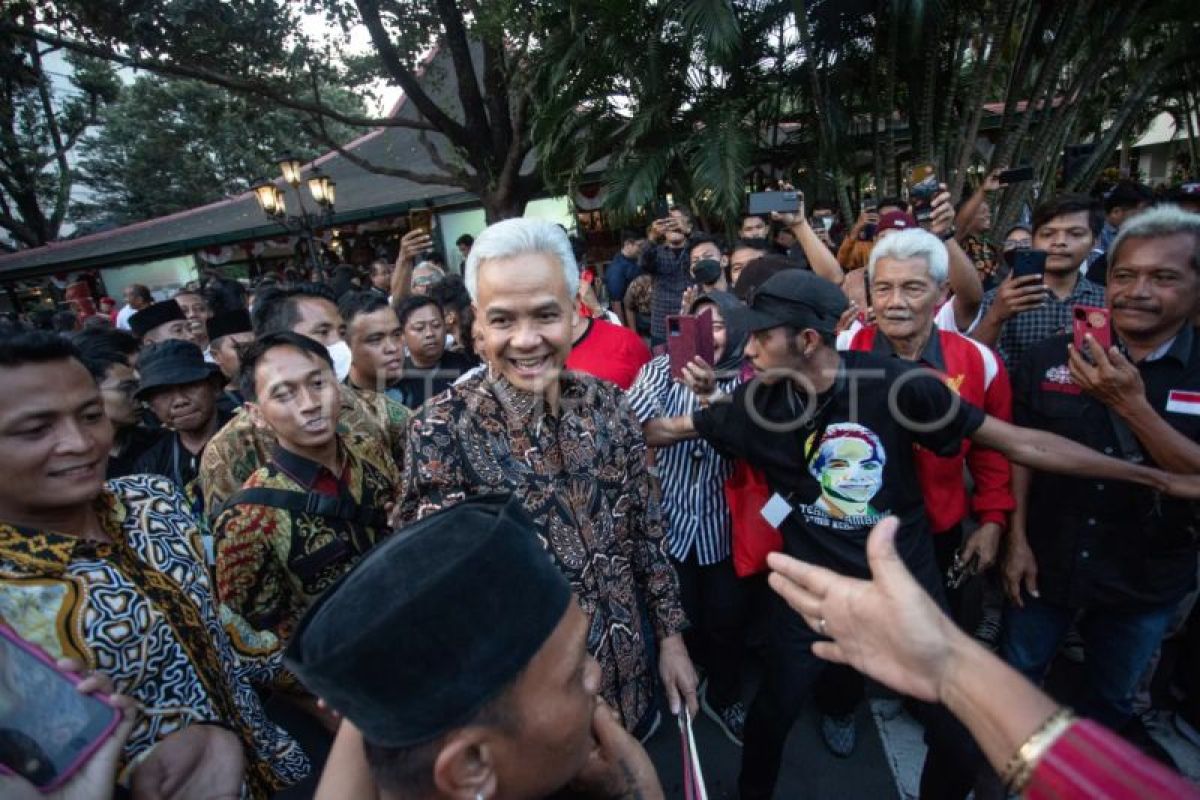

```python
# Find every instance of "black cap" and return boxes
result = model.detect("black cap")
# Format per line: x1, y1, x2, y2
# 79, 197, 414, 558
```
129, 300, 185, 339
284, 495, 572, 747
206, 309, 253, 343
734, 270, 848, 334
135, 339, 222, 398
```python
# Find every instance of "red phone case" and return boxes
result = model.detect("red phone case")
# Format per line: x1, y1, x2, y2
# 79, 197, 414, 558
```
0, 624, 121, 792
667, 308, 715, 380
1072, 305, 1112, 352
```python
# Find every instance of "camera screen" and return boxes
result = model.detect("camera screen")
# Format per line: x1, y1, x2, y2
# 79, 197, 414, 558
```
0, 632, 117, 788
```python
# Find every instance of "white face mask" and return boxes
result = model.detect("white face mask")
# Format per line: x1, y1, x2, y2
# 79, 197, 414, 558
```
327, 339, 353, 382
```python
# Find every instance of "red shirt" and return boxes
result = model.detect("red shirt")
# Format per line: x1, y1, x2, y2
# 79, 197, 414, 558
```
841, 324, 1014, 534
1029, 719, 1200, 800
566, 319, 651, 391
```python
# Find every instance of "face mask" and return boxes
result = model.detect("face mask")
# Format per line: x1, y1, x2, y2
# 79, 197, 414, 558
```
327, 340, 353, 382
692, 258, 723, 286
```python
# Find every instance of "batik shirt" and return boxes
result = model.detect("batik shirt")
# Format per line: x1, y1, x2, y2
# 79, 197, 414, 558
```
398, 370, 688, 730
214, 436, 401, 689
0, 475, 309, 798
200, 383, 408, 514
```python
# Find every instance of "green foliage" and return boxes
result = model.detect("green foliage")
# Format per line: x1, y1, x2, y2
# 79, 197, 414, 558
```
71, 76, 363, 229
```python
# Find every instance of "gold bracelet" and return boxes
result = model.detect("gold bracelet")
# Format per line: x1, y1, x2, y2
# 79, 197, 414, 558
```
1000, 707, 1076, 794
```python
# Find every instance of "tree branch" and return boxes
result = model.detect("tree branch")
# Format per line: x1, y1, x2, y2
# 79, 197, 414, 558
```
482, 37, 514, 161
0, 208, 41, 249
303, 122, 464, 189
27, 40, 72, 233
354, 0, 472, 142
0, 21, 437, 132
432, 0, 491, 146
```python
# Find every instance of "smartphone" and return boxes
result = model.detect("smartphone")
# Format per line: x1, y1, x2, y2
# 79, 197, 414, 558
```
1006, 249, 1048, 280
652, 197, 671, 219
998, 166, 1034, 186
1073, 305, 1112, 352
0, 625, 121, 791
862, 198, 878, 213
908, 163, 939, 223
747, 190, 802, 216
408, 208, 433, 235
666, 308, 715, 381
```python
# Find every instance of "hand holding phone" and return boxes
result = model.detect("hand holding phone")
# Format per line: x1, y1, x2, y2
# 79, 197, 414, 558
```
1005, 249, 1048, 280
1073, 305, 1112, 355
908, 164, 939, 224
997, 166, 1035, 186
408, 208, 433, 235
747, 190, 802, 216
0, 626, 122, 792
667, 308, 715, 381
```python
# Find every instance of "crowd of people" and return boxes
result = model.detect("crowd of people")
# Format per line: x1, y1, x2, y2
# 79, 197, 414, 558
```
2, 174, 1200, 800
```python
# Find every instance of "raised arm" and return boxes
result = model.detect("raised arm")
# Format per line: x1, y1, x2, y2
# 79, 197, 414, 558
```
389, 228, 433, 302
969, 415, 1175, 492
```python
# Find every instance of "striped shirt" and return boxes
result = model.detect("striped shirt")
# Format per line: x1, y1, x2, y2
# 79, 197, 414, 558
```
627, 354, 742, 564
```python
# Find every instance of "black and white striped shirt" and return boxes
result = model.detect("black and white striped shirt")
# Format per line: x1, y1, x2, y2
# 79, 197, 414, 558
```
627, 355, 742, 565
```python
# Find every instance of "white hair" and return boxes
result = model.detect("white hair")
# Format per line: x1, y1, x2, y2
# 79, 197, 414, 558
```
867, 227, 949, 284
463, 218, 580, 301
1110, 204, 1200, 271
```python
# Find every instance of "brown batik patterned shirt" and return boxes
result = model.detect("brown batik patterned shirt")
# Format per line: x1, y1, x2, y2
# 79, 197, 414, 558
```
398, 370, 688, 730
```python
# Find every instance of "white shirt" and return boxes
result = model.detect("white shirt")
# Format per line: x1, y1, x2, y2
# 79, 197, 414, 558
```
115, 304, 137, 331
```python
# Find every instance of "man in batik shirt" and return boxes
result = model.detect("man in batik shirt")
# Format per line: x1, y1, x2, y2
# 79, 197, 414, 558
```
198, 284, 409, 513
214, 333, 400, 690
398, 218, 696, 739
0, 331, 307, 798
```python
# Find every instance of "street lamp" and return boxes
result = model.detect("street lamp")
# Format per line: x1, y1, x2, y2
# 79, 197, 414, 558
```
278, 153, 304, 187
251, 157, 338, 275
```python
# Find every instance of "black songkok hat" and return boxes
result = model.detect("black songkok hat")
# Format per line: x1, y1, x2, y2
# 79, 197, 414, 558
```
129, 299, 185, 338
284, 494, 571, 747
206, 309, 252, 342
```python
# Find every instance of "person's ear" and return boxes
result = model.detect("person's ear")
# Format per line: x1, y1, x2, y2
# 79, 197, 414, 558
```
432, 729, 498, 800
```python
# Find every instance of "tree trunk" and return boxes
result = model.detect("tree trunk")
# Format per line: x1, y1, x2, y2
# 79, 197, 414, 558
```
1069, 46, 1178, 192
950, 0, 1018, 199
869, 3, 885, 194
880, 1, 899, 195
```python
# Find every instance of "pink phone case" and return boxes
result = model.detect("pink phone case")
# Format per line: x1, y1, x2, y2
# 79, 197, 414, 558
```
0, 624, 121, 792
667, 308, 715, 380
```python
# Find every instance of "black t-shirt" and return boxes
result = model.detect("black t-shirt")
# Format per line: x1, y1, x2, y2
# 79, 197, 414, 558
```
393, 350, 479, 409
107, 425, 166, 479
693, 351, 985, 591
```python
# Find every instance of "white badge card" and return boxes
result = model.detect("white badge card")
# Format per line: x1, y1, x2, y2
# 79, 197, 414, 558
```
760, 493, 793, 529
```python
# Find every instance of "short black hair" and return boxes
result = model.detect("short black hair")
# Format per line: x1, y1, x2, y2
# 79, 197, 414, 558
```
70, 328, 138, 382
251, 283, 339, 335
1103, 180, 1154, 213
237, 331, 335, 402
0, 329, 84, 370
619, 228, 643, 245
732, 255, 798, 298
127, 284, 153, 303
669, 205, 694, 224
204, 278, 248, 316
1032, 194, 1102, 238
395, 295, 444, 328
361, 688, 516, 797
687, 234, 724, 259
732, 237, 771, 254
455, 234, 474, 248
339, 291, 395, 329
740, 213, 770, 227
428, 275, 471, 314
878, 196, 907, 213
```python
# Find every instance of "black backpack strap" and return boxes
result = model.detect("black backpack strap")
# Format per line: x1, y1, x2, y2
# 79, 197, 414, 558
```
216, 487, 388, 535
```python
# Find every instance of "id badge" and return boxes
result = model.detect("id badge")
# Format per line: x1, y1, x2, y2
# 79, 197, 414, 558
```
760, 493, 793, 528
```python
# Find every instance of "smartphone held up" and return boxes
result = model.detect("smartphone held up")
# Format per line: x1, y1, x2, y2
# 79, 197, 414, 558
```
667, 308, 715, 381
0, 625, 122, 791
907, 164, 939, 225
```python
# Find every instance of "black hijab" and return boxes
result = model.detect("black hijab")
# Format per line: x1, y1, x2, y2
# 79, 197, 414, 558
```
688, 290, 748, 373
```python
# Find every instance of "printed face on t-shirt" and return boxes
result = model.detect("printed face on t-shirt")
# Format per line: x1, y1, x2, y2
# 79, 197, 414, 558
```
803, 423, 887, 525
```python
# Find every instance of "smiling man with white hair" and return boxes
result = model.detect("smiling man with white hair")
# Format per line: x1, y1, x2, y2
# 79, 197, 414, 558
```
397, 217, 698, 739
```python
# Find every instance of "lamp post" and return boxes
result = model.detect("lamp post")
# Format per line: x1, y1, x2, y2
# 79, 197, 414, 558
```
252, 154, 337, 275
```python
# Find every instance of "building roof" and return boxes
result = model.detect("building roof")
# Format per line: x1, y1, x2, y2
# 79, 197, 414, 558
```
0, 50, 474, 280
